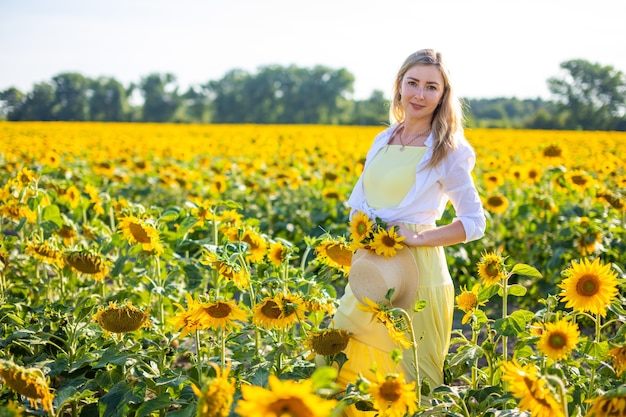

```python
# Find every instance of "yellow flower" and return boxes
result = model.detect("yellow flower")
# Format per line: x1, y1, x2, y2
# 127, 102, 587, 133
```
314, 237, 352, 275
476, 251, 506, 287
236, 374, 337, 417
268, 241, 289, 267
305, 328, 351, 356
564, 169, 594, 192
609, 346, 626, 377
536, 319, 580, 361
25, 240, 64, 268
370, 226, 406, 258
63, 250, 110, 282
231, 228, 267, 263
94, 301, 150, 334
501, 360, 564, 417
192, 362, 235, 417
170, 293, 205, 338
368, 371, 418, 417
200, 249, 250, 289
350, 210, 374, 243
195, 299, 249, 330
456, 285, 486, 324
63, 185, 82, 209
0, 359, 54, 413
358, 298, 412, 349
252, 294, 304, 330
585, 386, 626, 417
558, 257, 619, 317
483, 193, 509, 214
118, 215, 164, 255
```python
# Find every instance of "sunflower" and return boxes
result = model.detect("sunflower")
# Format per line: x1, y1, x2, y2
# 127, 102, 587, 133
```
370, 227, 406, 258
456, 285, 486, 325
576, 232, 602, 256
536, 319, 580, 361
192, 362, 236, 417
118, 215, 164, 255
558, 257, 619, 317
200, 249, 250, 289
305, 328, 351, 356
315, 237, 352, 275
238, 228, 268, 263
56, 225, 77, 246
501, 360, 564, 417
349, 210, 374, 244
14, 167, 37, 186
585, 386, 626, 417
42, 150, 61, 168
368, 371, 418, 417
268, 241, 289, 267
195, 299, 249, 330
564, 169, 594, 192
476, 251, 506, 287
358, 298, 412, 349
0, 359, 54, 413
483, 171, 505, 191
63, 185, 82, 209
483, 193, 509, 214
236, 374, 337, 417
252, 294, 304, 330
25, 240, 64, 268
94, 301, 150, 334
63, 250, 110, 282
609, 346, 626, 377
170, 293, 205, 338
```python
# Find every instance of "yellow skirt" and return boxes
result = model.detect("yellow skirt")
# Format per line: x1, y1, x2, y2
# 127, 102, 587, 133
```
332, 225, 454, 416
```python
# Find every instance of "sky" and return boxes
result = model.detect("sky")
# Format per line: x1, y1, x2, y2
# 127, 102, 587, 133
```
1, 0, 626, 101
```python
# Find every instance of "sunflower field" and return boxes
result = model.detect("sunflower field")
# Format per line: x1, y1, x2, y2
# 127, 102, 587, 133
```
1, 121, 626, 417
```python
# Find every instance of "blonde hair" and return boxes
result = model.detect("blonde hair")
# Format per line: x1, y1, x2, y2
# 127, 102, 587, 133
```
390, 49, 465, 167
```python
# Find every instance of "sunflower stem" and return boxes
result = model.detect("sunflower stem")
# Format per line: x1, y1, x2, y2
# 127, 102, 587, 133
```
587, 314, 601, 400
501, 276, 509, 362
396, 308, 421, 407
194, 328, 203, 385
220, 326, 226, 370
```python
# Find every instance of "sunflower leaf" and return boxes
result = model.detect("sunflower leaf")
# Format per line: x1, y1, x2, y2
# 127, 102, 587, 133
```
510, 263, 543, 278
507, 284, 527, 297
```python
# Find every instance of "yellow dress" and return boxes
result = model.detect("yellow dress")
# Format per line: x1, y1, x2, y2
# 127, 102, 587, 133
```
333, 145, 455, 416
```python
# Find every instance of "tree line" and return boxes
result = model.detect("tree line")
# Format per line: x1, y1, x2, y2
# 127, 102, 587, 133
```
1, 59, 625, 130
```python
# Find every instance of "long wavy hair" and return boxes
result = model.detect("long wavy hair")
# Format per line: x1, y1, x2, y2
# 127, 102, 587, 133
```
389, 49, 465, 167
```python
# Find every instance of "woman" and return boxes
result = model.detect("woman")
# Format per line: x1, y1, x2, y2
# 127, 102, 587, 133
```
332, 49, 486, 412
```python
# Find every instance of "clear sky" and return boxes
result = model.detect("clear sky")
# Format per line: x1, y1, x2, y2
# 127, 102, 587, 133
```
1, 0, 625, 100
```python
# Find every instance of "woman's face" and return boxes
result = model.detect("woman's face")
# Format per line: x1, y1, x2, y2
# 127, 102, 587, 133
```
400, 64, 444, 122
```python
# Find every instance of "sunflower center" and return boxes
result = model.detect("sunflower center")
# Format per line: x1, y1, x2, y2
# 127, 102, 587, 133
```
576, 274, 599, 297
571, 175, 587, 185
261, 301, 282, 319
487, 196, 503, 207
543, 145, 562, 157
485, 261, 500, 277
457, 292, 478, 311
206, 303, 231, 318
380, 380, 402, 402
548, 331, 567, 349
381, 235, 397, 248
129, 222, 152, 243
269, 398, 313, 417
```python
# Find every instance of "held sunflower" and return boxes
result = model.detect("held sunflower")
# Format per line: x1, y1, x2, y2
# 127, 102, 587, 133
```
557, 257, 619, 317
370, 227, 406, 258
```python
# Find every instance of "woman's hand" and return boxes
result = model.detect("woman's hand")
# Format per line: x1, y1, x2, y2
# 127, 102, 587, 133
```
388, 222, 423, 247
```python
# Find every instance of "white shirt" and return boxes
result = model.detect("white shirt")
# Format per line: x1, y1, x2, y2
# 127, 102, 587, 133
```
347, 125, 486, 243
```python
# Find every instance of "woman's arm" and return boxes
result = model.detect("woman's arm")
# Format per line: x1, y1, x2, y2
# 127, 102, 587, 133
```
391, 220, 467, 247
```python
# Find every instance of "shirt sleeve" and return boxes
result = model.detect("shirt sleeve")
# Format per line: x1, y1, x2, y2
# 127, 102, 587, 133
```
440, 142, 486, 243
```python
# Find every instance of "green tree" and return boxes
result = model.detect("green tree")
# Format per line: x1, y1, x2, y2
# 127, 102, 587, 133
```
89, 77, 130, 121
547, 59, 626, 130
0, 87, 25, 120
139, 73, 182, 122
13, 82, 56, 121
52, 72, 91, 121
349, 90, 389, 125
180, 86, 212, 123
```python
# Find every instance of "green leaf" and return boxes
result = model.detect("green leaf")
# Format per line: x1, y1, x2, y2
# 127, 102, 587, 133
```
136, 393, 171, 417
413, 300, 427, 312
494, 310, 534, 337
507, 284, 527, 297
510, 263, 542, 278
42, 204, 64, 227
99, 381, 146, 417
310, 366, 338, 391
